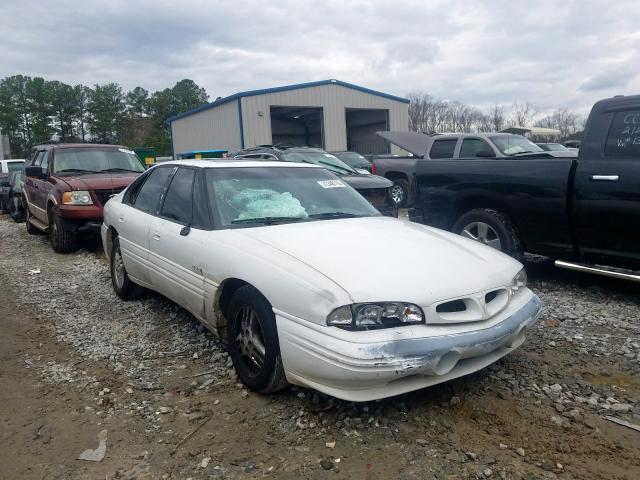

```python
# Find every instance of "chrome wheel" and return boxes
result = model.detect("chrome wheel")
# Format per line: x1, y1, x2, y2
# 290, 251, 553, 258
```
390, 184, 404, 205
234, 306, 266, 374
461, 221, 502, 250
113, 248, 126, 289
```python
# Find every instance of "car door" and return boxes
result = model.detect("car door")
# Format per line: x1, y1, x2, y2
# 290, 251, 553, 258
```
148, 167, 210, 319
24, 150, 48, 222
573, 108, 640, 263
117, 166, 174, 285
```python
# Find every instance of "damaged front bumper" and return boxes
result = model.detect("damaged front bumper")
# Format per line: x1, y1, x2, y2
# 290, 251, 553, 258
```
276, 292, 542, 402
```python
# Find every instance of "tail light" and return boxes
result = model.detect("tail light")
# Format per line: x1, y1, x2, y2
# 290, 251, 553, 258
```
371, 163, 377, 174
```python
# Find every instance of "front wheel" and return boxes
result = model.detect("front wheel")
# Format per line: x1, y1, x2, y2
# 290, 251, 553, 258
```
452, 208, 523, 260
49, 211, 76, 253
389, 178, 409, 207
227, 286, 289, 394
10, 196, 24, 222
110, 236, 144, 299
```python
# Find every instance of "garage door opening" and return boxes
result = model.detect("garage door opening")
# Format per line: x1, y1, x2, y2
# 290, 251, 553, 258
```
270, 106, 324, 148
345, 108, 390, 155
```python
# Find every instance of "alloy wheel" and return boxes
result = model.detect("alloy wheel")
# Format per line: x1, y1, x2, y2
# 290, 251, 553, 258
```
390, 184, 404, 205
113, 248, 125, 289
461, 221, 502, 250
234, 306, 266, 374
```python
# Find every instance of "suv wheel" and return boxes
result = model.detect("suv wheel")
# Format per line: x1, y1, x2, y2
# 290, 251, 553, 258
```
110, 236, 144, 299
227, 286, 289, 394
49, 211, 76, 253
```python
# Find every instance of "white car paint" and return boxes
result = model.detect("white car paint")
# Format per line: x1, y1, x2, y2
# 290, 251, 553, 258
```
102, 160, 542, 401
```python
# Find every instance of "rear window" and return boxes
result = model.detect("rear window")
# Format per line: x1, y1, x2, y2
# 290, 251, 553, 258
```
429, 139, 457, 159
605, 110, 640, 156
7, 161, 24, 172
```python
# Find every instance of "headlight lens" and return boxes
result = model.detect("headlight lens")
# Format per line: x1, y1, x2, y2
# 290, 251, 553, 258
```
327, 302, 424, 330
510, 269, 527, 294
62, 190, 93, 205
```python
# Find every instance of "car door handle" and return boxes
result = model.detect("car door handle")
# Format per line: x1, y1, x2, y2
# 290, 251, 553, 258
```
590, 175, 619, 182
152, 232, 161, 241
118, 216, 125, 223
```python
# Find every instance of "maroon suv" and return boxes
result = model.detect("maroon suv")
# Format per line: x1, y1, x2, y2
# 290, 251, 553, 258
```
23, 144, 145, 252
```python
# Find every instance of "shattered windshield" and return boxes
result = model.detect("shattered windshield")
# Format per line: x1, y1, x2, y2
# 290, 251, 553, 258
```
281, 151, 357, 175
490, 135, 544, 156
206, 166, 380, 228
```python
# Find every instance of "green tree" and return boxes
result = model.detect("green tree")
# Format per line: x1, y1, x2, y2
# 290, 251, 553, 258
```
126, 86, 148, 118
49, 81, 78, 142
26, 77, 54, 144
87, 83, 125, 143
170, 79, 208, 114
73, 84, 91, 142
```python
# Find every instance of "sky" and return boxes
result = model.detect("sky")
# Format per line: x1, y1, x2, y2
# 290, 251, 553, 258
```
2, 0, 640, 117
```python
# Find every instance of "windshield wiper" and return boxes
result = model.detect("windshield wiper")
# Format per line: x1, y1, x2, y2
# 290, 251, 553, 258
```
231, 216, 307, 225
99, 167, 144, 173
317, 160, 355, 174
308, 212, 364, 219
509, 151, 537, 156
56, 168, 98, 174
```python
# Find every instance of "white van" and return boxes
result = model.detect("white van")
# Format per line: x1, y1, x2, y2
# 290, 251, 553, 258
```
0, 159, 25, 174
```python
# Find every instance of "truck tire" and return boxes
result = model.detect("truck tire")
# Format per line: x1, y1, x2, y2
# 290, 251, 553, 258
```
110, 236, 145, 299
10, 196, 24, 222
390, 178, 409, 207
49, 211, 76, 253
227, 285, 289, 394
25, 203, 40, 235
452, 208, 523, 260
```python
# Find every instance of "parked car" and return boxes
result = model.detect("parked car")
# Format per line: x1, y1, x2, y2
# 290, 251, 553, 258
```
0, 171, 25, 221
23, 144, 145, 252
393, 95, 640, 281
372, 132, 577, 207
536, 142, 570, 151
330, 151, 372, 172
0, 159, 25, 175
102, 160, 542, 401
234, 145, 396, 216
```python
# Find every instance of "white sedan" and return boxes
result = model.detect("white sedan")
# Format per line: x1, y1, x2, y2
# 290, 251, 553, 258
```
102, 160, 542, 402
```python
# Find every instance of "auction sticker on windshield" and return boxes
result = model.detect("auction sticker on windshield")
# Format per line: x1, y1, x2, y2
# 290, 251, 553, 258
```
118, 148, 135, 154
317, 180, 346, 188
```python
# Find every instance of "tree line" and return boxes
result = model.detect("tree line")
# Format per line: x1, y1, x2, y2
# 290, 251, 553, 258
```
407, 92, 585, 140
0, 75, 210, 158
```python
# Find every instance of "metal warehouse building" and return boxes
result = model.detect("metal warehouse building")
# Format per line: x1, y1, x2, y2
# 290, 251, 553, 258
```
168, 79, 410, 157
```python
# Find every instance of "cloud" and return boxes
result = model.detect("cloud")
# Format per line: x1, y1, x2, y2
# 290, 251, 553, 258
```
1, 0, 639, 116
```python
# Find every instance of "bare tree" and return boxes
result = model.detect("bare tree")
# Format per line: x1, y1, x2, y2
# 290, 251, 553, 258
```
510, 101, 536, 127
488, 103, 505, 131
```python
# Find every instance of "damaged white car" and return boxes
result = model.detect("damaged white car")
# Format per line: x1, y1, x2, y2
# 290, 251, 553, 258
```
102, 160, 542, 402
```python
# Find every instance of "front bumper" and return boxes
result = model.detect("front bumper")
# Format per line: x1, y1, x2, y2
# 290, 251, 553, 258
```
276, 292, 542, 402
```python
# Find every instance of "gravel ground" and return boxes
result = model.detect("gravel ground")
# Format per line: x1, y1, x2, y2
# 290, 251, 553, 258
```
0, 214, 639, 480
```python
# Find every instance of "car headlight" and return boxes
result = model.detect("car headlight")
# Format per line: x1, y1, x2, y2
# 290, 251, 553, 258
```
510, 269, 527, 295
327, 302, 424, 330
62, 190, 93, 205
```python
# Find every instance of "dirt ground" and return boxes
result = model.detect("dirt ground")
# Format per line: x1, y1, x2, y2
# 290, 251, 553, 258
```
0, 214, 639, 480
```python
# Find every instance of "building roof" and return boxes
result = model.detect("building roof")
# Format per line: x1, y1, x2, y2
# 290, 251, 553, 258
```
167, 79, 410, 123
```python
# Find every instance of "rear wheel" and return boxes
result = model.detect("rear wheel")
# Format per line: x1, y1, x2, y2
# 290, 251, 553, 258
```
10, 196, 24, 222
389, 178, 409, 207
227, 286, 289, 394
49, 211, 76, 253
452, 208, 523, 260
110, 236, 144, 299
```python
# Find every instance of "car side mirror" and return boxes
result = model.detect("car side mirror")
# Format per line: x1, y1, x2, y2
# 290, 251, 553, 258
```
25, 166, 47, 179
476, 149, 496, 158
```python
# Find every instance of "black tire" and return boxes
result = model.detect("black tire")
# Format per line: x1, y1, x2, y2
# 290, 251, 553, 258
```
389, 178, 409, 207
10, 196, 24, 222
227, 285, 289, 394
452, 208, 523, 260
25, 203, 40, 235
49, 210, 76, 253
110, 236, 145, 299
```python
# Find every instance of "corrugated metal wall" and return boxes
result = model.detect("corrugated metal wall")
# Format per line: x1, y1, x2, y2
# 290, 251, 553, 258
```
171, 100, 241, 156
240, 84, 408, 154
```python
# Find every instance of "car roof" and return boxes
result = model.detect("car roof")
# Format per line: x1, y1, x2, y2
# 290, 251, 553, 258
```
33, 143, 128, 150
157, 160, 322, 169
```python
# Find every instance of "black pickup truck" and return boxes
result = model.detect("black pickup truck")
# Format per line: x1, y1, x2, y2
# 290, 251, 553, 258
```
395, 96, 640, 280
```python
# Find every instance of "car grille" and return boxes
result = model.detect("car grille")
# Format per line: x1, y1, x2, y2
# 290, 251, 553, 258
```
95, 188, 124, 207
429, 288, 509, 324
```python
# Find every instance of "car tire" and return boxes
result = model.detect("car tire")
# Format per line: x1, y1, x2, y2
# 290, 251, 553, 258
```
390, 178, 409, 207
227, 285, 289, 394
452, 208, 523, 260
25, 203, 39, 235
10, 196, 24, 222
49, 211, 76, 253
110, 236, 145, 299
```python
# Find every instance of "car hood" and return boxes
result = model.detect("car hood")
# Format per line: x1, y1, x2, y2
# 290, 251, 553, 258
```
341, 174, 393, 190
236, 217, 521, 305
56, 173, 141, 191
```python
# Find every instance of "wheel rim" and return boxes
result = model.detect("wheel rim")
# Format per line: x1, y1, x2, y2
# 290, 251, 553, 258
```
113, 248, 125, 289
461, 221, 502, 250
390, 184, 404, 204
234, 306, 266, 375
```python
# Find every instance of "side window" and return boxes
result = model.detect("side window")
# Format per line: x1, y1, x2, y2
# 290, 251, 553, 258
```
429, 139, 457, 159
192, 171, 210, 229
132, 167, 173, 214
605, 110, 640, 156
160, 167, 195, 224
40, 151, 50, 172
459, 139, 493, 158
32, 151, 44, 166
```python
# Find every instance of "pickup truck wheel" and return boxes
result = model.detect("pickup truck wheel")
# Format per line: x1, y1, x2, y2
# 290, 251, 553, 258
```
25, 204, 39, 235
390, 179, 409, 207
49, 211, 76, 253
110, 237, 145, 299
453, 209, 523, 260
227, 286, 289, 394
